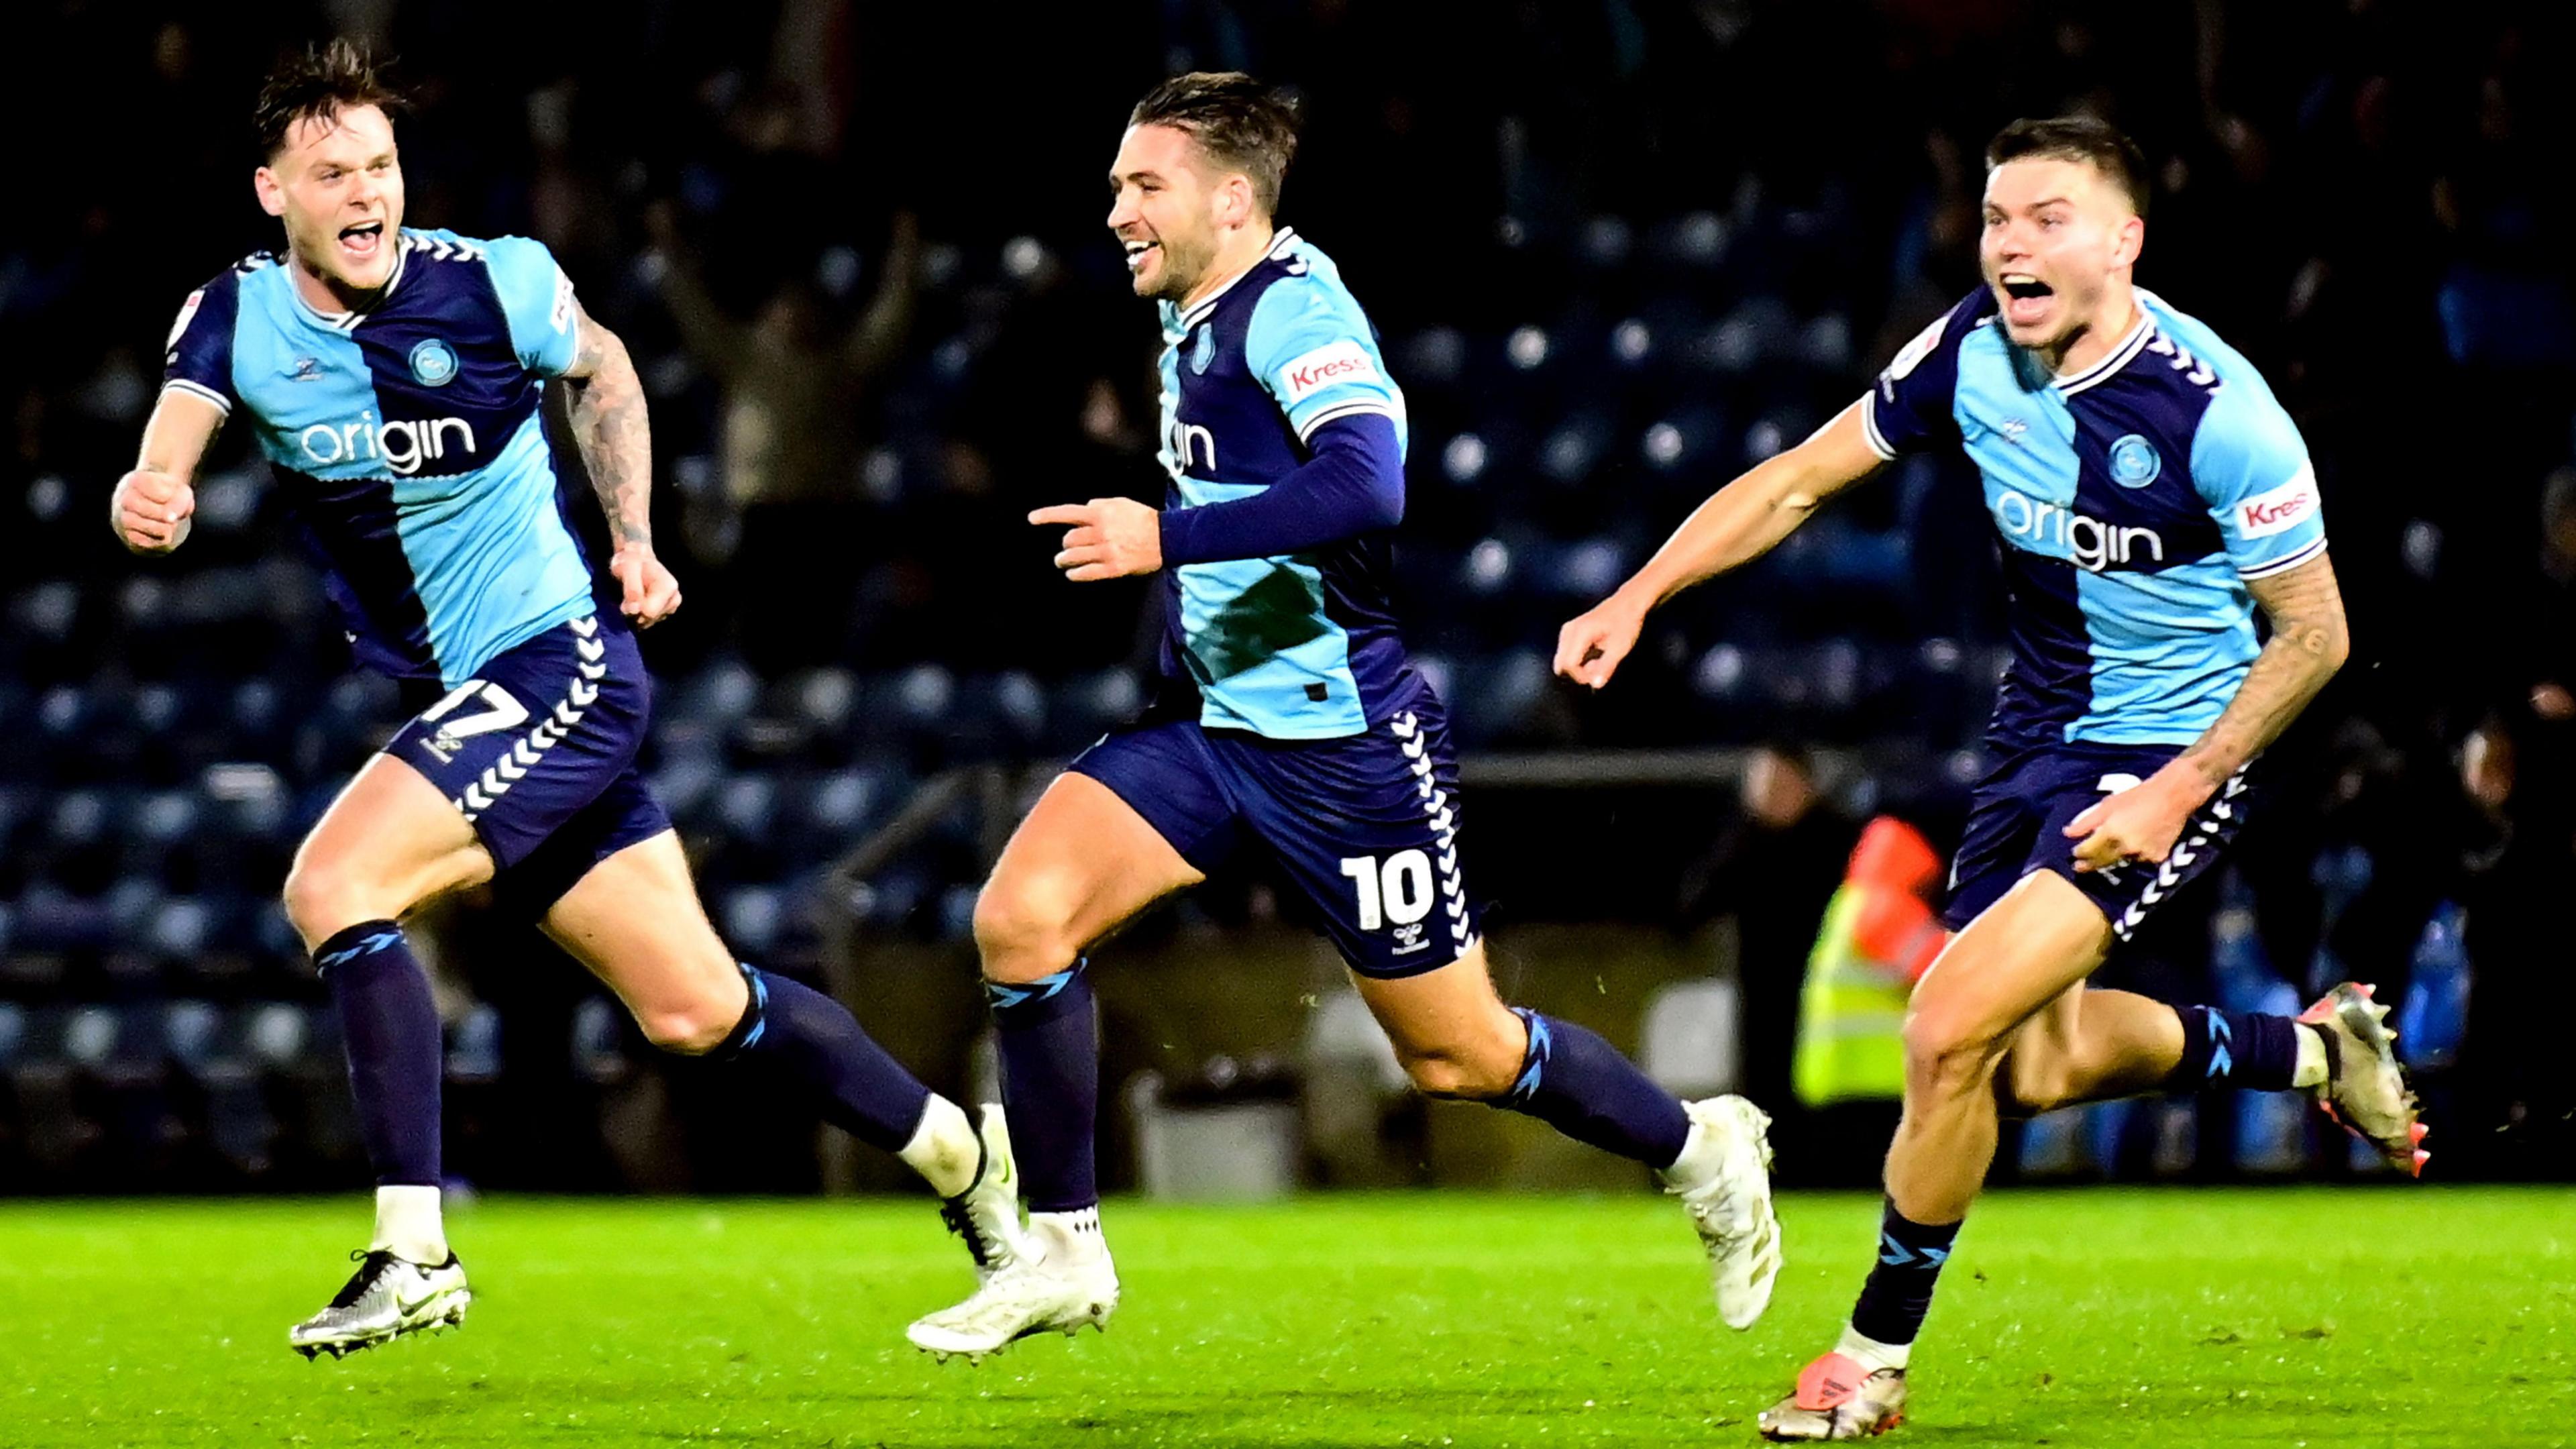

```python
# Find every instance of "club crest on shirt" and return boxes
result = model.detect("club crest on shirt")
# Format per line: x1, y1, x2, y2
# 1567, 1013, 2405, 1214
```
1188, 324, 1215, 375
2108, 433, 2161, 488
289, 356, 323, 383
409, 338, 460, 388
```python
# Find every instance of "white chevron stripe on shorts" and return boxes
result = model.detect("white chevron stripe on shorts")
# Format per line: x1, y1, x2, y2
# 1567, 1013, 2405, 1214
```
453, 616, 601, 824
1394, 710, 1474, 957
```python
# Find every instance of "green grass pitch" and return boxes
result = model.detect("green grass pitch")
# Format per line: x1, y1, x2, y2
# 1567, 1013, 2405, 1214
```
4, 1188, 2569, 1447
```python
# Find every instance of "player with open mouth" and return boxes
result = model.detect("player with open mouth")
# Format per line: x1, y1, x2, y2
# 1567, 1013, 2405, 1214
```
1556, 115, 2422, 1440
112, 38, 1020, 1361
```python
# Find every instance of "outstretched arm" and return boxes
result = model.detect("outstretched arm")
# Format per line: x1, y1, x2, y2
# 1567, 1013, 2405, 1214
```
2066, 550, 2349, 869
1553, 399, 1889, 688
1035, 413, 1405, 582
111, 389, 226, 554
559, 301, 681, 627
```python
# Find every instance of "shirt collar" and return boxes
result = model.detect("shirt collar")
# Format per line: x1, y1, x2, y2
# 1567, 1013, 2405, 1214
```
2053, 301, 2152, 396
288, 232, 410, 334
1176, 227, 1295, 331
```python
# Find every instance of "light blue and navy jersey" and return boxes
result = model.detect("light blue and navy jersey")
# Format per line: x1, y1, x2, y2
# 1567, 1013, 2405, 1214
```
1865, 287, 2327, 750
1151, 228, 1415, 739
162, 228, 600, 689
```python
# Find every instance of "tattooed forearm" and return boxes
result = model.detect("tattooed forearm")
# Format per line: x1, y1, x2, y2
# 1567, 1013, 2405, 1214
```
2174, 551, 2349, 790
561, 303, 654, 549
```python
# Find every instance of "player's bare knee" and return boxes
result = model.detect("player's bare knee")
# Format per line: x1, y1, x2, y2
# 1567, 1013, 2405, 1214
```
1397, 1033, 1521, 1101
636, 1001, 737, 1056
1400, 1049, 1495, 1099
1996, 1048, 2074, 1118
282, 858, 376, 947
972, 879, 1078, 985
1902, 1006, 2003, 1101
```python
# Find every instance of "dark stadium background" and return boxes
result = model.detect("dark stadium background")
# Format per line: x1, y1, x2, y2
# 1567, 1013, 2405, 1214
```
2, 0, 2571, 1197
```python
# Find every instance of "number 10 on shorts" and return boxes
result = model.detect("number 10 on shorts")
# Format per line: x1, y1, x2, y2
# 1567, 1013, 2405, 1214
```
1340, 850, 1434, 931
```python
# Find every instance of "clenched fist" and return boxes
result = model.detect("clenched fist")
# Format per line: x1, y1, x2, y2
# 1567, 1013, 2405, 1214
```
112, 468, 195, 553
610, 543, 684, 628
1554, 594, 1648, 690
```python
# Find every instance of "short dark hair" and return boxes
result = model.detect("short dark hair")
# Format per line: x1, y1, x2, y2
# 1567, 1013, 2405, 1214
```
254, 39, 406, 160
1985, 115, 2149, 221
1128, 71, 1300, 217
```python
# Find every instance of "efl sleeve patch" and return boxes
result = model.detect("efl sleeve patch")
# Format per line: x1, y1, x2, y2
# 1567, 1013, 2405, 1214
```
165, 290, 207, 354
2235, 464, 2319, 539
1863, 292, 1977, 459
161, 278, 240, 414
1884, 315, 1945, 382
549, 266, 576, 335
1275, 339, 1382, 406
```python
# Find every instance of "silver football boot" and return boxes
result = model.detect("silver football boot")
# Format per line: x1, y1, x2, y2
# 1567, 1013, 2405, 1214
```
2300, 981, 2429, 1175
289, 1249, 471, 1359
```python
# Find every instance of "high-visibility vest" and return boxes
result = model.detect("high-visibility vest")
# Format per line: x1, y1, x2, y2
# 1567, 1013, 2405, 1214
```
1792, 816, 1947, 1107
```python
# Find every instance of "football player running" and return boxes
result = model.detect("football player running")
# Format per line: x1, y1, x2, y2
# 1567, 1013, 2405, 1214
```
1556, 117, 2422, 1440
904, 72, 1781, 1362
115, 41, 1020, 1360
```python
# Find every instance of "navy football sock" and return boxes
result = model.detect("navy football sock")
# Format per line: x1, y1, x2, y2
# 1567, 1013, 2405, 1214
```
1848, 1200, 1962, 1347
314, 920, 443, 1187
987, 961, 1099, 1213
1494, 1008, 1693, 1169
712, 965, 931, 1153
2169, 1004, 2304, 1093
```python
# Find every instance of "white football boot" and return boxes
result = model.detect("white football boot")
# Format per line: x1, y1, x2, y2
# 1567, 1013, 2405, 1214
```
936, 1105, 1028, 1283
288, 1249, 470, 1359
906, 1208, 1118, 1363
1662, 1094, 1782, 1330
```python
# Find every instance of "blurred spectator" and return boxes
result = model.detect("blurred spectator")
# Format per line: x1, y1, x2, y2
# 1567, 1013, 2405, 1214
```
1677, 743, 1859, 1121
645, 201, 919, 512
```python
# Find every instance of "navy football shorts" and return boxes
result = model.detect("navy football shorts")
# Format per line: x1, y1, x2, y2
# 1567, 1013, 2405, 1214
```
384, 612, 673, 916
1941, 741, 2252, 942
1071, 685, 1483, 978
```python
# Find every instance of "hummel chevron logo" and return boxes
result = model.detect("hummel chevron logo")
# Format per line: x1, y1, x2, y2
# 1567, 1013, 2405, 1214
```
570, 616, 599, 638
577, 660, 607, 682
316, 929, 403, 969
569, 679, 600, 707
575, 637, 606, 663
403, 235, 486, 263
